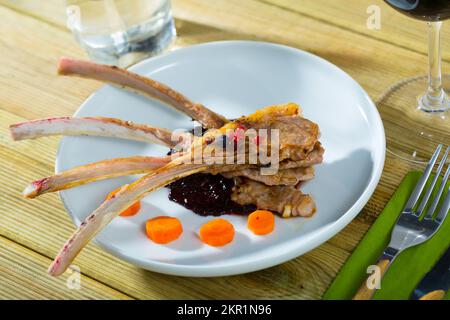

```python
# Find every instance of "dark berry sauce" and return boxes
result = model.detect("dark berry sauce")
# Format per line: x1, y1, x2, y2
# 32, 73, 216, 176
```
167, 173, 256, 216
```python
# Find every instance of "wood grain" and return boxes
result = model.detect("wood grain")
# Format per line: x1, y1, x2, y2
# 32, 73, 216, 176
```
0, 236, 131, 299
2, 0, 450, 61
263, 0, 450, 62
171, 0, 449, 99
0, 0, 436, 299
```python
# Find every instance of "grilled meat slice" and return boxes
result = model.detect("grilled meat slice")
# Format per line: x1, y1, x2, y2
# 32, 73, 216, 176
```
210, 142, 324, 173
232, 178, 316, 218
222, 166, 314, 186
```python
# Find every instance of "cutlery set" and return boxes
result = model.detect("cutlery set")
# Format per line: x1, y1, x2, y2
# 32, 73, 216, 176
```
354, 145, 450, 300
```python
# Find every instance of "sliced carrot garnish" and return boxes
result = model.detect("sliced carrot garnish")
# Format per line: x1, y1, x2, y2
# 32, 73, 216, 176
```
146, 216, 183, 244
247, 210, 275, 235
106, 186, 141, 217
199, 218, 235, 247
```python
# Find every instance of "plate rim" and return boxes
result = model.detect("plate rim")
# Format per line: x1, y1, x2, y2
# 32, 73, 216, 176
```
56, 40, 386, 277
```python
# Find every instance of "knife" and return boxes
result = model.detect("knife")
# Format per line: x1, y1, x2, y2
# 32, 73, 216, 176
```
410, 246, 450, 300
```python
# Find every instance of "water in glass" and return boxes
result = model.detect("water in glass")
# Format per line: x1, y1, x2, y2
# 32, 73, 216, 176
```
66, 0, 176, 67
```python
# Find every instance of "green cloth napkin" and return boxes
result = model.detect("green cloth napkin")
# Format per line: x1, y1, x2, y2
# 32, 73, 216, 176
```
324, 171, 450, 300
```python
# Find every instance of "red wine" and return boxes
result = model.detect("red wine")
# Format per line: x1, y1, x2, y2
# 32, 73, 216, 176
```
385, 0, 450, 21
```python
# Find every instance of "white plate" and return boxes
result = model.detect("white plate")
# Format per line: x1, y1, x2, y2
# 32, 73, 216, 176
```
56, 41, 385, 277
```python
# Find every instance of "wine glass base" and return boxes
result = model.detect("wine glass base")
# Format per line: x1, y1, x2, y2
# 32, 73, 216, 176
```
377, 75, 450, 163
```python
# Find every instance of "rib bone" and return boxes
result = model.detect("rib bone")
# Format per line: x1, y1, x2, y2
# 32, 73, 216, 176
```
10, 117, 182, 147
23, 156, 172, 198
58, 57, 228, 129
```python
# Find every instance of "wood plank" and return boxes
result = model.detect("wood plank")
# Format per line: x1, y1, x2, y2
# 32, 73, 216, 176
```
0, 0, 66, 27
0, 236, 131, 299
0, 0, 450, 61
0, 0, 429, 299
262, 0, 450, 62
0, 5, 92, 120
2, 0, 450, 62
170, 0, 445, 99
0, 0, 444, 107
0, 4, 254, 121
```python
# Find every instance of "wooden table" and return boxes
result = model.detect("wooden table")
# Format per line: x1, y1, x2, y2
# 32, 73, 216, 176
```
0, 0, 444, 299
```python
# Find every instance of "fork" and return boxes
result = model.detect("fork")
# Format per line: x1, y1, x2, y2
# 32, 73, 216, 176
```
353, 144, 450, 300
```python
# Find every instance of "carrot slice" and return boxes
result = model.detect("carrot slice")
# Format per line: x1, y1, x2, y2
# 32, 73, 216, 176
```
106, 186, 141, 217
199, 218, 235, 247
146, 216, 183, 244
247, 210, 275, 235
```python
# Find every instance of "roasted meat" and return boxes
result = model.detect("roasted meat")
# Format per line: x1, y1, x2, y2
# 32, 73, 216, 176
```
9, 57, 324, 277
46, 103, 322, 276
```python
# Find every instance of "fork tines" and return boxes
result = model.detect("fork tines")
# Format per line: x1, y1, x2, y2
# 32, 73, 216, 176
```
405, 144, 450, 219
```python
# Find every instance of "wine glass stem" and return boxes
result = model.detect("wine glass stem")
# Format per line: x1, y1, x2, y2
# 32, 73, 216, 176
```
421, 21, 449, 112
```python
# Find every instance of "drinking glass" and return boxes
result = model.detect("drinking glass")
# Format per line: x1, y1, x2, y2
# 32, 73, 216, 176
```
65, 0, 176, 68
380, 0, 450, 162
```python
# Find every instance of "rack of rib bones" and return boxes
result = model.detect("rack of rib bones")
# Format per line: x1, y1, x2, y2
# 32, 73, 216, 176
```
9, 57, 324, 276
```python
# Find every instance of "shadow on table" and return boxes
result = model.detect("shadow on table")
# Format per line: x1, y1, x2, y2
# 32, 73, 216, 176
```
174, 18, 382, 76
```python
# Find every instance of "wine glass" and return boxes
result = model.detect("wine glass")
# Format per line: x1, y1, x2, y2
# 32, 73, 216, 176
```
380, 0, 450, 162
